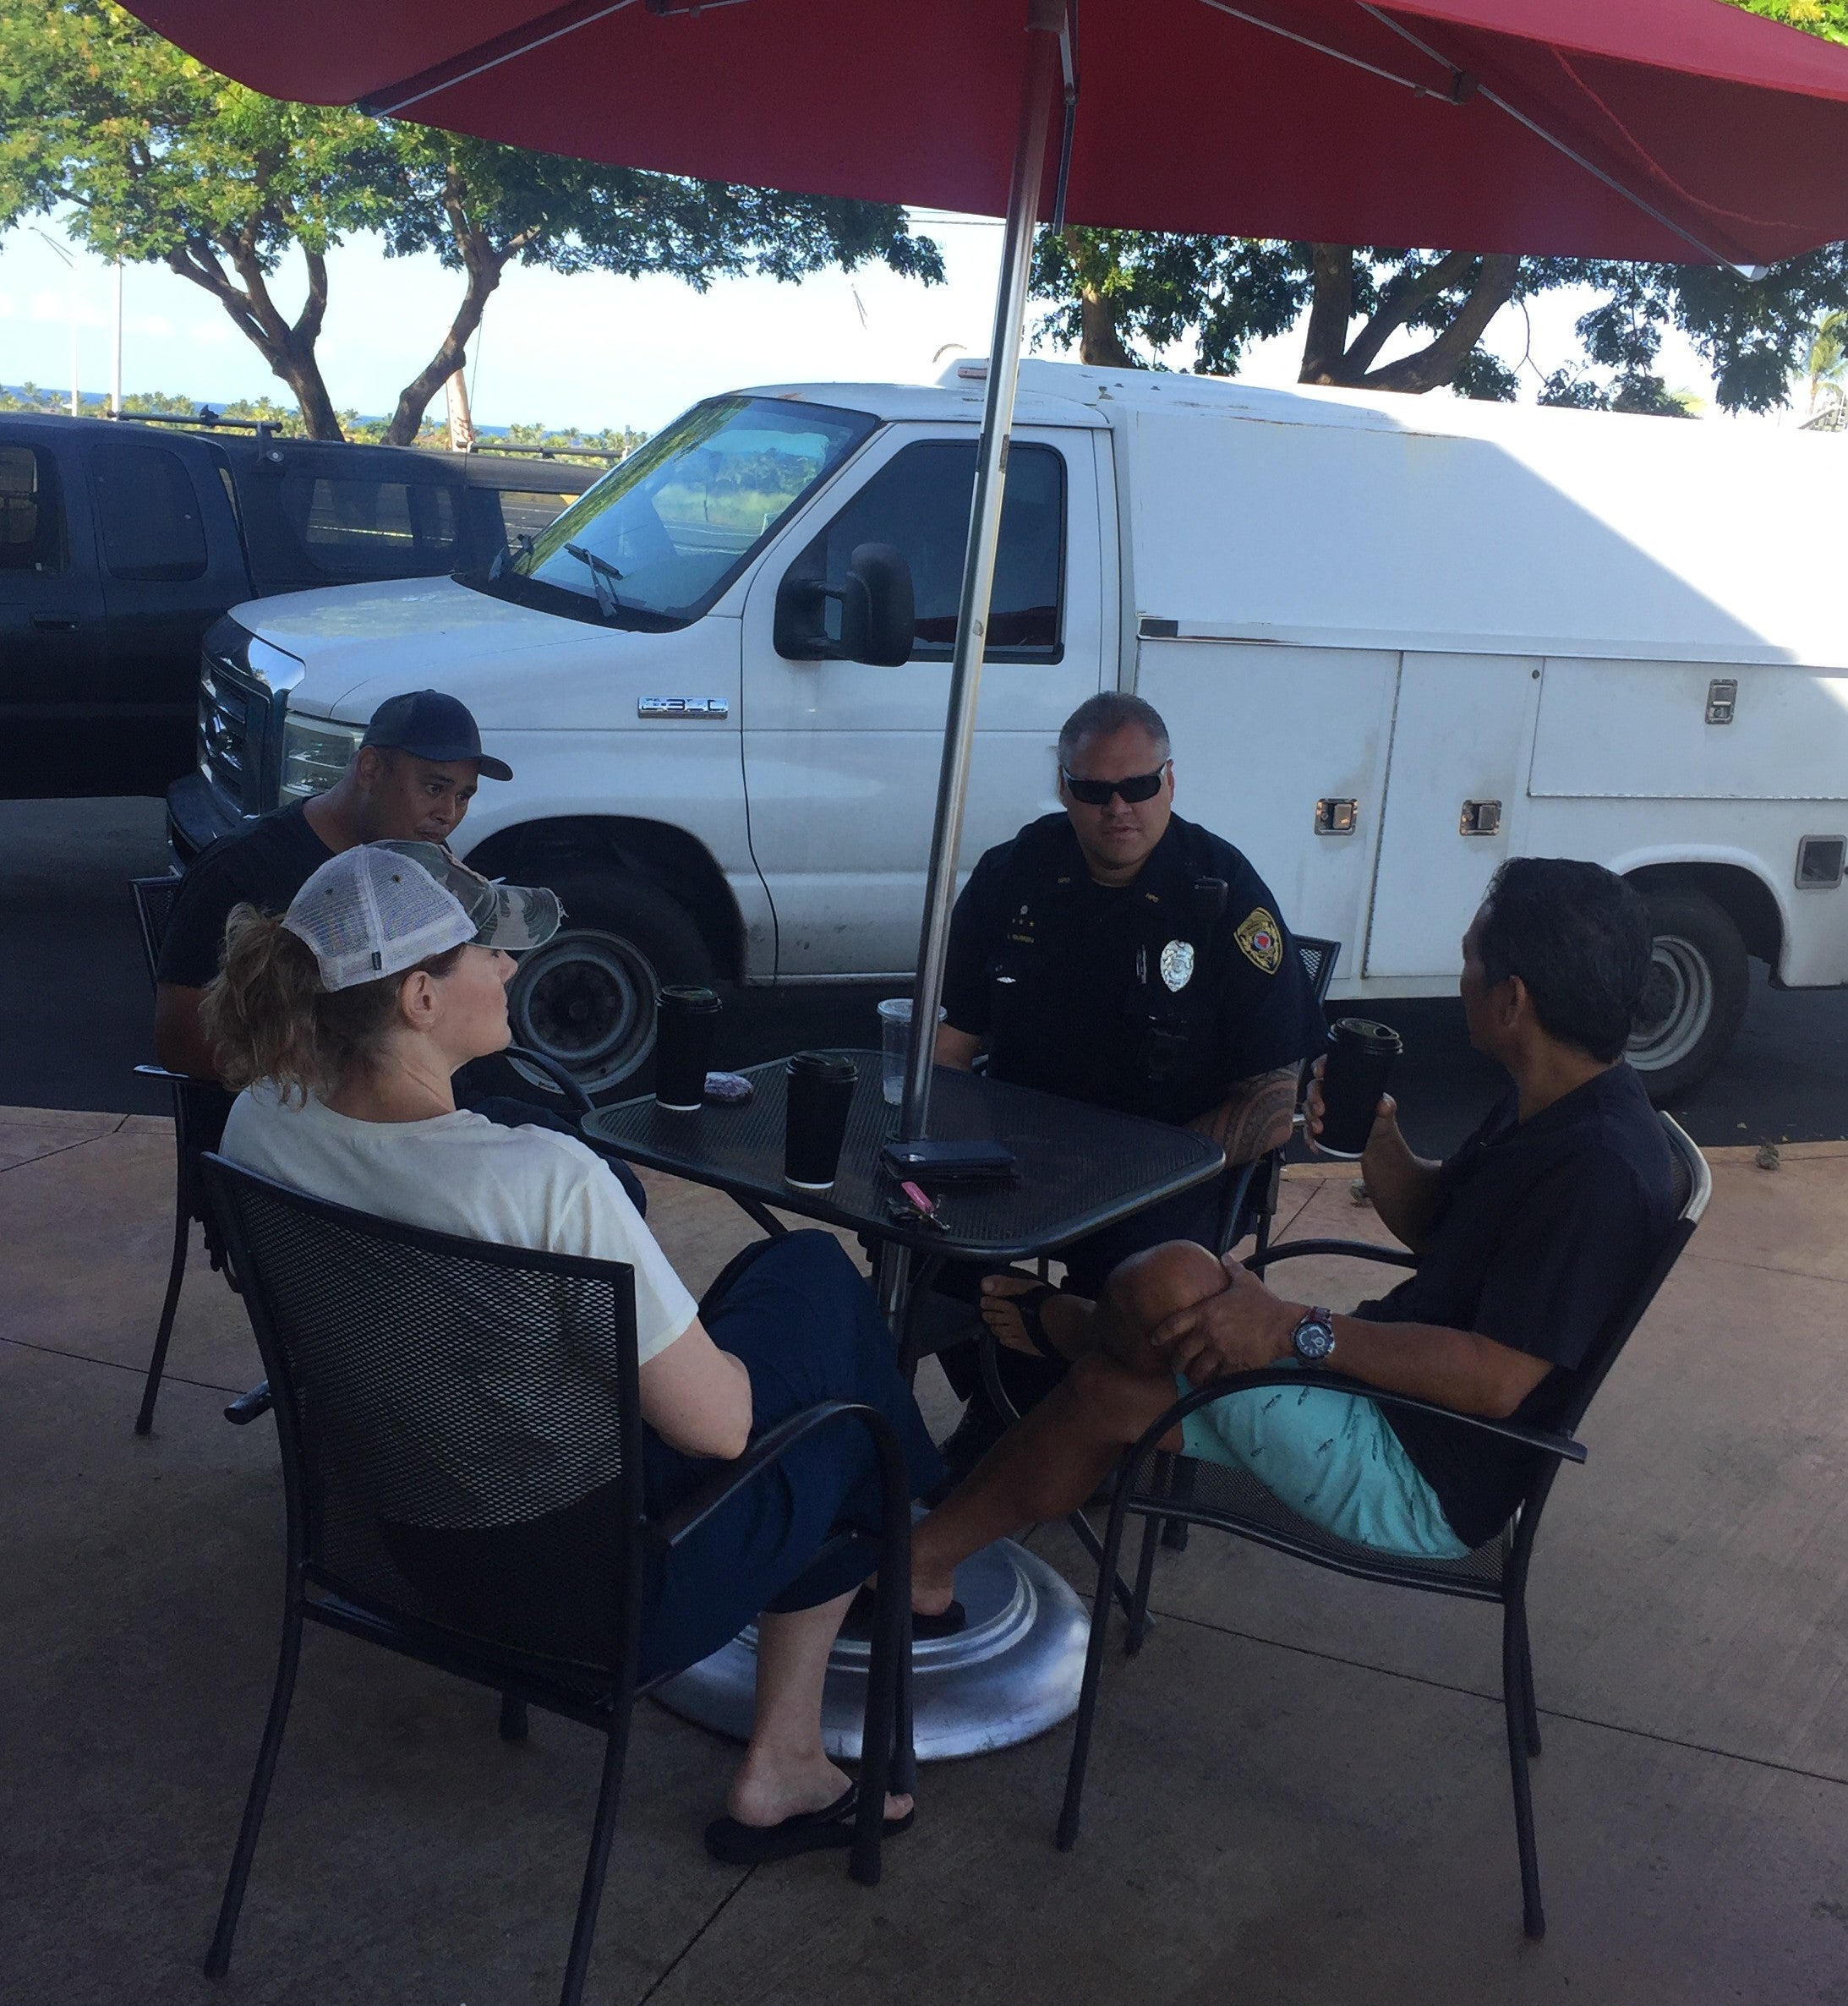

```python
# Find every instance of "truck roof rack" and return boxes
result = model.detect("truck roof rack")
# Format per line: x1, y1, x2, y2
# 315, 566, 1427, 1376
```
464, 440, 631, 462
102, 406, 284, 446
99, 406, 631, 463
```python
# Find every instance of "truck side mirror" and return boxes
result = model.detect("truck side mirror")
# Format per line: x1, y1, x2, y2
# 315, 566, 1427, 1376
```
774, 543, 915, 665
839, 543, 915, 667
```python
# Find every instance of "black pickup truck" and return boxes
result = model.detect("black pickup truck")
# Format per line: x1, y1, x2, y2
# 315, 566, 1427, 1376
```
0, 413, 588, 797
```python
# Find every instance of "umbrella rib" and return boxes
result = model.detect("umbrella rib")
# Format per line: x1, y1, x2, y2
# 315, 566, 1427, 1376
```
366, 0, 645, 117
1356, 6, 1744, 266
1196, 0, 1438, 97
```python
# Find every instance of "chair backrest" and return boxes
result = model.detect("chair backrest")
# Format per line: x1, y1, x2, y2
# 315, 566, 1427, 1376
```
1549, 1111, 1710, 1435
203, 1155, 648, 1671
131, 873, 183, 988
1295, 935, 1340, 1008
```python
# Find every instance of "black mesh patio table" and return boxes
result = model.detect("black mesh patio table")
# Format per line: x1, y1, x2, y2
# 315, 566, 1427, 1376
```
582, 1049, 1223, 1765
580, 1050, 1224, 1264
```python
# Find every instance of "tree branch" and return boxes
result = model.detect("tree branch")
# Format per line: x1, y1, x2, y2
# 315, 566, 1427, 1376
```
1360, 254, 1521, 394
1342, 249, 1477, 377
381, 211, 510, 446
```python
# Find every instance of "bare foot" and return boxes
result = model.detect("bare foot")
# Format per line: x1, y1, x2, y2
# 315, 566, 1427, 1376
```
726, 1751, 912, 1828
980, 1273, 1093, 1358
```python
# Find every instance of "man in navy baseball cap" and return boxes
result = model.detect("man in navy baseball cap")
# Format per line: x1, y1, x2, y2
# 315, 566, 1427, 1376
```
362, 688, 514, 782
155, 688, 510, 1079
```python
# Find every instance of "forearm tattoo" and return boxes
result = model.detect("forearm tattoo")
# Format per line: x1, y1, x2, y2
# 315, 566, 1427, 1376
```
1195, 1063, 1300, 1164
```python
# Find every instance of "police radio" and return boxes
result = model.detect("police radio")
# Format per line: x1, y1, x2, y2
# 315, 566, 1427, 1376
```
1190, 877, 1227, 935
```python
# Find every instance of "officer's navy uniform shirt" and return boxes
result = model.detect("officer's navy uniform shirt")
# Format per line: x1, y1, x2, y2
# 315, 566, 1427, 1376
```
1359, 1063, 1677, 1548
942, 812, 1328, 1128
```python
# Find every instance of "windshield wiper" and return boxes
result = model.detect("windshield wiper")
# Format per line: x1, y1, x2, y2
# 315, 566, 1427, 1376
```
563, 541, 637, 620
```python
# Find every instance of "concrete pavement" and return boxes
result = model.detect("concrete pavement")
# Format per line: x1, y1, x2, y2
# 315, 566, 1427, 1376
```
3, 1103, 1845, 2005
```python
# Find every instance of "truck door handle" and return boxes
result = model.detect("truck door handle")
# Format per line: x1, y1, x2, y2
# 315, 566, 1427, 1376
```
1460, 800, 1502, 836
30, 612, 79, 631
1314, 798, 1358, 834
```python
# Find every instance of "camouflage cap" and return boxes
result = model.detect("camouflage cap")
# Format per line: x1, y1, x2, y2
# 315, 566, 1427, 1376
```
373, 841, 562, 953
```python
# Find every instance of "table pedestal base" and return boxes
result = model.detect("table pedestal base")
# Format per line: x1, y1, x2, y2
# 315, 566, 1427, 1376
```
650, 1536, 1091, 1762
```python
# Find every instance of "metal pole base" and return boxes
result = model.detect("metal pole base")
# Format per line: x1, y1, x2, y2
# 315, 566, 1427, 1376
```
651, 1536, 1089, 1762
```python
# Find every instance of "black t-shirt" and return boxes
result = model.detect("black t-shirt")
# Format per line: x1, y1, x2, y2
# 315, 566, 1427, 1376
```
941, 812, 1328, 1127
1361, 1063, 1677, 1549
156, 801, 334, 988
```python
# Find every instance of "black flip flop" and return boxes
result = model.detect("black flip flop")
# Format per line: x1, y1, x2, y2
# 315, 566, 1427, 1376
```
841, 1584, 967, 1641
703, 1785, 916, 1867
984, 1276, 1067, 1363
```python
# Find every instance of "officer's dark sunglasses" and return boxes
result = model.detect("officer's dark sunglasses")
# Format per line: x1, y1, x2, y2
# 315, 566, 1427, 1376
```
1061, 762, 1170, 806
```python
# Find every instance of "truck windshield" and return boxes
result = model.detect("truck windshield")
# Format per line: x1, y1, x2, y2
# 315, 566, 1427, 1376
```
487, 396, 877, 627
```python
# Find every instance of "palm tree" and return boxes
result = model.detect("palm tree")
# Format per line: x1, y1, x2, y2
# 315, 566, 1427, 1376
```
1802, 309, 1848, 421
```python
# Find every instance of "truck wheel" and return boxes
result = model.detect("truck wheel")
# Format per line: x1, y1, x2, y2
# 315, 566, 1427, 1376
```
504, 876, 712, 1096
1626, 887, 1750, 1102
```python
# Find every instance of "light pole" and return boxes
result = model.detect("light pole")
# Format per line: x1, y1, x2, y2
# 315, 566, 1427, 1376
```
29, 227, 80, 416
112, 255, 124, 415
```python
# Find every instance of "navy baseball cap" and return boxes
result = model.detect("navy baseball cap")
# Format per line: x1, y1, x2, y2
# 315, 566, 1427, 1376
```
362, 690, 512, 782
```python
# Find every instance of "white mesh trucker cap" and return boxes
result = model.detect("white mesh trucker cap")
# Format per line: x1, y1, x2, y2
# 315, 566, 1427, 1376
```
282, 843, 562, 993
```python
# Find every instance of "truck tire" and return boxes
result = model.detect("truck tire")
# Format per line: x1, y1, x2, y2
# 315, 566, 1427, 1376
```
1626, 886, 1750, 1103
504, 874, 712, 1096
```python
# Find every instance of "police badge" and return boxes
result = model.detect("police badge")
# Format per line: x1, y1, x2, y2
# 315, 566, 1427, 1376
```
1234, 907, 1283, 975
1159, 938, 1195, 992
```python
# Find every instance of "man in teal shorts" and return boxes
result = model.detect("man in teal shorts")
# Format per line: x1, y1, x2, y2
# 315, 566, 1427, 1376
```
909, 856, 1677, 1593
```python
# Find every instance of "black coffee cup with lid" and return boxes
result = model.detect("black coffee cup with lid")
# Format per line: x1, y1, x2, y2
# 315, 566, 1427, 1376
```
654, 986, 722, 1112
785, 1051, 858, 1189
1316, 1019, 1403, 1159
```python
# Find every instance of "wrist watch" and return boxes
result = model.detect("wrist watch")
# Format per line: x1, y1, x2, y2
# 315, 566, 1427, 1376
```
1290, 1305, 1337, 1365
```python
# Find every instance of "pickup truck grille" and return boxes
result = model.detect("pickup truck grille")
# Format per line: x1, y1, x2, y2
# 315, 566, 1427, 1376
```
198, 652, 275, 814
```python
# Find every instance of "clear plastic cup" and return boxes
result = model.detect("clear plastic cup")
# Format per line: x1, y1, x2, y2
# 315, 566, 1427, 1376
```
878, 997, 945, 1107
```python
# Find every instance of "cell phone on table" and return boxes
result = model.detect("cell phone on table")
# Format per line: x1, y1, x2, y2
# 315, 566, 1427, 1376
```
880, 1138, 1018, 1184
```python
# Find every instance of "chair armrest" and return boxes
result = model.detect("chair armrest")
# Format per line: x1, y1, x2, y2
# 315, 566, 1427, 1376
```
1245, 1237, 1419, 1275
1145, 1367, 1587, 1464
502, 1043, 593, 1116
134, 1063, 200, 1086
648, 1398, 907, 1549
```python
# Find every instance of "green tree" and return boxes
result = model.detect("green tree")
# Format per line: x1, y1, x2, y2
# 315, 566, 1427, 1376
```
0, 0, 389, 436
1799, 308, 1848, 419
1031, 0, 1848, 415
0, 2, 942, 442
369, 132, 939, 446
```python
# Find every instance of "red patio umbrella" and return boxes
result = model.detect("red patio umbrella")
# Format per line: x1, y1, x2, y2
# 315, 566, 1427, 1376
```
128, 0, 1848, 1128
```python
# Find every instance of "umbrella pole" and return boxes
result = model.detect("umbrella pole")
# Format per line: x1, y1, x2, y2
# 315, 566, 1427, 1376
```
899, 0, 1062, 1142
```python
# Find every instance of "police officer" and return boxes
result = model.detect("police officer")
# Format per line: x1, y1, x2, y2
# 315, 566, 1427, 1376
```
930, 691, 1327, 1468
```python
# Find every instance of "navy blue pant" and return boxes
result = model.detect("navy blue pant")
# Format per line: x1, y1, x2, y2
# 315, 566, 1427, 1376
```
384, 1232, 941, 1684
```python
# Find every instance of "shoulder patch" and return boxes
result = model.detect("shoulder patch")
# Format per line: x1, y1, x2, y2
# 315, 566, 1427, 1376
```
1233, 907, 1282, 976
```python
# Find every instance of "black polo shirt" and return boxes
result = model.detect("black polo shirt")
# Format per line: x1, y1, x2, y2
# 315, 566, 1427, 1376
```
157, 801, 333, 987
1359, 1063, 1677, 1549
941, 812, 1328, 1127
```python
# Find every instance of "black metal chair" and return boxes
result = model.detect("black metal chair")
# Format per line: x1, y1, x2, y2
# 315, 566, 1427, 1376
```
200, 1155, 916, 2006
1056, 1112, 1709, 1941
129, 873, 239, 1435
130, 870, 602, 1433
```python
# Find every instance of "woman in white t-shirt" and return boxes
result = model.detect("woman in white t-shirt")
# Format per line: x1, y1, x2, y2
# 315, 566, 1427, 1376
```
203, 841, 942, 1866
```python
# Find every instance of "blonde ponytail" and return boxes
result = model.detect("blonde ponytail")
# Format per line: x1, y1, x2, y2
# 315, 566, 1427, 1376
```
201, 903, 463, 1101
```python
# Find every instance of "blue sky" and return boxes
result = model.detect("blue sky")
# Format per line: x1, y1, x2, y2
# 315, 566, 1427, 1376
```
0, 209, 1769, 432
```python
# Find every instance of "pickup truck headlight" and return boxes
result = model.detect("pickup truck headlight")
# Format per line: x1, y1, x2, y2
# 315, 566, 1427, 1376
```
282, 716, 366, 801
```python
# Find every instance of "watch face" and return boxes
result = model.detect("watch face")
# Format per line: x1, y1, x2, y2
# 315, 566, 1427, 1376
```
1293, 1313, 1336, 1364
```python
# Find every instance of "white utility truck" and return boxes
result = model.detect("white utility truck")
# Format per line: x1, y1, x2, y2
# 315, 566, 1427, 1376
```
169, 358, 1848, 1098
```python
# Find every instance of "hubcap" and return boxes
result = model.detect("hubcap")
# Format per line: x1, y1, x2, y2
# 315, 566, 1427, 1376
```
506, 928, 660, 1094
1627, 933, 1713, 1075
